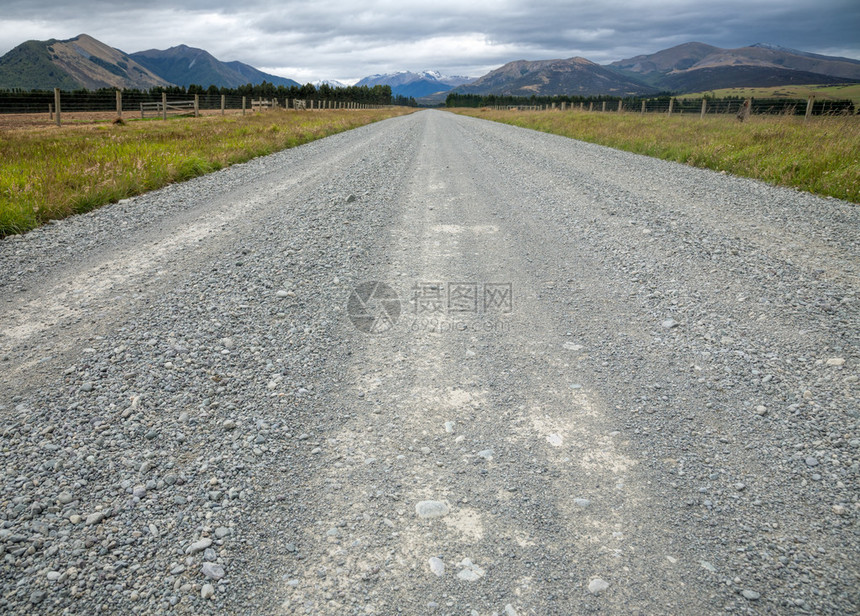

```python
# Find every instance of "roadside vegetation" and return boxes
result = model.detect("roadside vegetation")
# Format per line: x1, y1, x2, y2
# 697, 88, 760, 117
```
0, 108, 414, 237
450, 108, 859, 203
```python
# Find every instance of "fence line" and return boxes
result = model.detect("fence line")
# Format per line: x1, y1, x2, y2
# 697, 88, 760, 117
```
482, 94, 854, 118
5, 89, 855, 126
2, 89, 395, 127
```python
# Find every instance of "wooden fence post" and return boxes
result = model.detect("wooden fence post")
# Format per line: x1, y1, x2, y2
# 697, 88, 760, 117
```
668, 98, 674, 114
805, 95, 814, 122
617, 100, 623, 112
641, 100, 646, 114
49, 103, 53, 121
242, 96, 246, 115
54, 88, 61, 126
221, 94, 225, 115
601, 101, 606, 112
194, 94, 199, 117
116, 90, 122, 119
162, 92, 167, 121
737, 98, 751, 122
700, 98, 706, 118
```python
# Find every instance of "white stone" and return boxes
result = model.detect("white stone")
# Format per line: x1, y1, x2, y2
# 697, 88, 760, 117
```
416, 500, 450, 519
588, 578, 609, 594
456, 558, 485, 581
428, 557, 445, 577
546, 434, 563, 447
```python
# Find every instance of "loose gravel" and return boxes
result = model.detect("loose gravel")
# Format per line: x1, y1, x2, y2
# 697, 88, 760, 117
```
0, 109, 857, 615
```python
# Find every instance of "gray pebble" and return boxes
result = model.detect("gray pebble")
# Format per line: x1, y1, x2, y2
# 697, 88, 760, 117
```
187, 538, 213, 554
202, 562, 225, 580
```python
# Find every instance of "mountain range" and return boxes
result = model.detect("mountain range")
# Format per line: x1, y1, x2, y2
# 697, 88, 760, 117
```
0, 34, 299, 90
0, 35, 857, 98
448, 42, 860, 99
454, 57, 655, 98
312, 79, 348, 89
355, 71, 474, 98
607, 42, 860, 92
130, 44, 299, 88
0, 35, 167, 90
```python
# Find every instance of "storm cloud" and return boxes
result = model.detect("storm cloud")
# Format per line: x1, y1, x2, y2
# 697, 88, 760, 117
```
0, 0, 857, 83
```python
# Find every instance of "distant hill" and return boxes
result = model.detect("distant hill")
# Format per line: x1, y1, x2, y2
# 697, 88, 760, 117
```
656, 65, 858, 93
447, 43, 860, 99
610, 42, 860, 91
0, 34, 169, 90
355, 71, 474, 98
130, 45, 299, 89
454, 57, 657, 97
0, 34, 300, 91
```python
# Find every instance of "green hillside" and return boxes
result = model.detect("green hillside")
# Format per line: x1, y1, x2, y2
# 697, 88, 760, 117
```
680, 83, 860, 104
0, 40, 78, 90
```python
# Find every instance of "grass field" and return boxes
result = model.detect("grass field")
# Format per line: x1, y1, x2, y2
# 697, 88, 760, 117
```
0, 108, 414, 237
451, 108, 859, 203
679, 83, 860, 104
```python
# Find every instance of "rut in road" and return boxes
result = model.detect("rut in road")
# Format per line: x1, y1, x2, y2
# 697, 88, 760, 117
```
0, 110, 856, 616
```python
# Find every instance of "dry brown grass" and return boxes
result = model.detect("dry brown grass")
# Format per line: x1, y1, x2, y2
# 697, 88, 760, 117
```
1, 108, 415, 236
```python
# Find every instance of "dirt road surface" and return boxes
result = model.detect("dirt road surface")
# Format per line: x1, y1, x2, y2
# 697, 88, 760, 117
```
0, 110, 857, 615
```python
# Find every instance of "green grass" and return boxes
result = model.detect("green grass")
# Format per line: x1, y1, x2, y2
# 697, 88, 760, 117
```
679, 83, 860, 105
0, 108, 414, 236
450, 108, 860, 203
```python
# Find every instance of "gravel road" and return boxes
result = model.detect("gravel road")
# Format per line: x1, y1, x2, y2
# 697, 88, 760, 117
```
0, 109, 857, 615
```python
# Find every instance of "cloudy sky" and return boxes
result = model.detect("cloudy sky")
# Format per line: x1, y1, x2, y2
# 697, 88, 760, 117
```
1, 0, 857, 83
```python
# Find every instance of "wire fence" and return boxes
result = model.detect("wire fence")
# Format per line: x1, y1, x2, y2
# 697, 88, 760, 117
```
2, 89, 856, 128
481, 96, 855, 118
0, 90, 396, 128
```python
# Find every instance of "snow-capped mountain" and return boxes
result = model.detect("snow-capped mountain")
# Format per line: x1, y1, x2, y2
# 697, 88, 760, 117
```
354, 71, 475, 97
312, 79, 347, 88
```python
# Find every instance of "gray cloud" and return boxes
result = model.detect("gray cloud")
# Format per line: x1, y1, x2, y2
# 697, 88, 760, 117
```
0, 0, 857, 83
